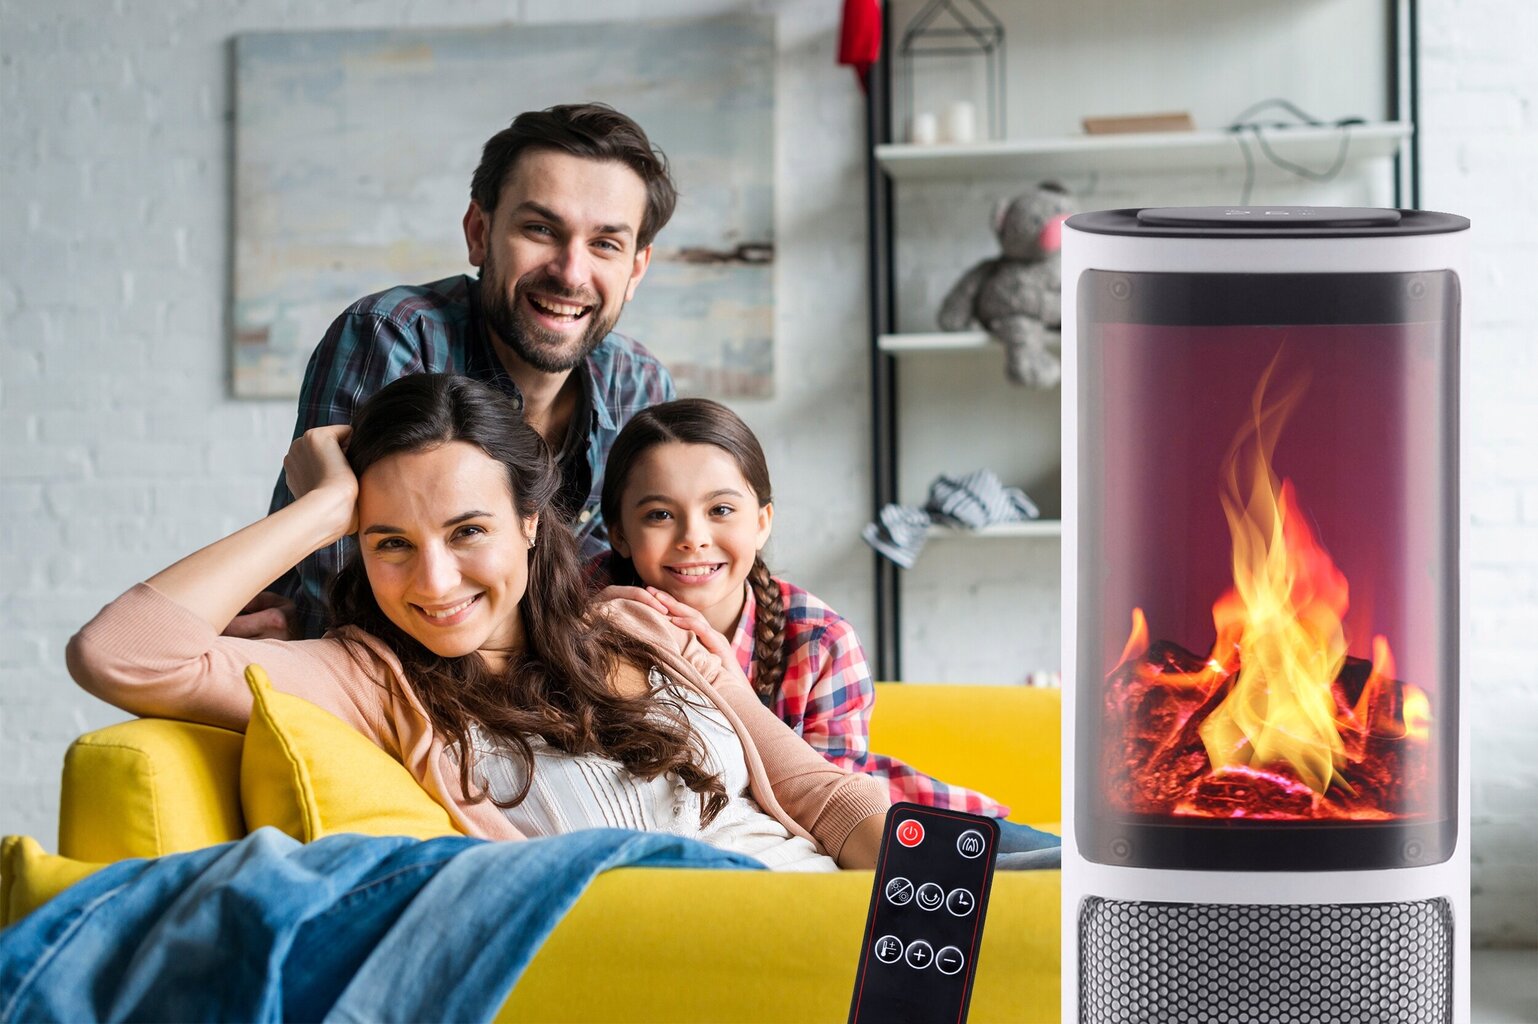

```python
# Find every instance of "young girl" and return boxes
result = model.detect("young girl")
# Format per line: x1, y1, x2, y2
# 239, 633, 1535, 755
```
598, 399, 1059, 855
68, 375, 888, 872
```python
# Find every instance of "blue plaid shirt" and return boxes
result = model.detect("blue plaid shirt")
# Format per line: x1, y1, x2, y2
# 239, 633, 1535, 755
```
269, 274, 674, 639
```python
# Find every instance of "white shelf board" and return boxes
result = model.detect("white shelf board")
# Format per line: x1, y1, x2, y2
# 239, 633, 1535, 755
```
878, 331, 992, 353
875, 122, 1411, 182
925, 520, 1062, 540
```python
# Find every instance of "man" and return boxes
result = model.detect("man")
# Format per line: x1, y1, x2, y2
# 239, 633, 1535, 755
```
241, 103, 677, 640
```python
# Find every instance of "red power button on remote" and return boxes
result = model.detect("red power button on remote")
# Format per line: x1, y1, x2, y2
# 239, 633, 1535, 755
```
896, 819, 925, 847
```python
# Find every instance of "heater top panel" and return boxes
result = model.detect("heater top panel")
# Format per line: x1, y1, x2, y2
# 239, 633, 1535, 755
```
1069, 206, 1468, 239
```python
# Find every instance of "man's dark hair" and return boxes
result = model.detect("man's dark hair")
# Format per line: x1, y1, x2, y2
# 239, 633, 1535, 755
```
470, 103, 678, 249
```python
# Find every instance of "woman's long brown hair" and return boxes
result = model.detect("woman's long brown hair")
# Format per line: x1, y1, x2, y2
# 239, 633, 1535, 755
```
328, 374, 727, 825
599, 398, 788, 703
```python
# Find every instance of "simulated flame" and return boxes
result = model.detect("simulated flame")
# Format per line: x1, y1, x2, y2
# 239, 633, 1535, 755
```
1108, 359, 1432, 820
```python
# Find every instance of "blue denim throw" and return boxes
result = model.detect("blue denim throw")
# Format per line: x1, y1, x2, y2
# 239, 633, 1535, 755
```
0, 826, 762, 1022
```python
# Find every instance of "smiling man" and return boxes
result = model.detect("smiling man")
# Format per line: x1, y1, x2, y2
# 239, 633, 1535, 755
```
256, 104, 677, 640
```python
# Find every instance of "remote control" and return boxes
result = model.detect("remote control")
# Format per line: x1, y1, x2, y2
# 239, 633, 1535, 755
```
848, 803, 1000, 1024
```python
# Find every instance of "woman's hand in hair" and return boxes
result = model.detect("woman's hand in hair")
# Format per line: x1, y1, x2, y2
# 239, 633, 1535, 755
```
284, 425, 359, 541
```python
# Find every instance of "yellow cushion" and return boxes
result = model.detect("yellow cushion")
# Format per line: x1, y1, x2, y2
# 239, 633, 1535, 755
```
870, 684, 1060, 825
0, 835, 106, 928
60, 719, 245, 861
239, 664, 461, 842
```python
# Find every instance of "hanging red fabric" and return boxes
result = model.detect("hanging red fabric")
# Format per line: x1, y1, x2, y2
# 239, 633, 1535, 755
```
838, 0, 882, 90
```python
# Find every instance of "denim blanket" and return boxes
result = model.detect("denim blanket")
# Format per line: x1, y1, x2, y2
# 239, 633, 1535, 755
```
0, 826, 762, 1022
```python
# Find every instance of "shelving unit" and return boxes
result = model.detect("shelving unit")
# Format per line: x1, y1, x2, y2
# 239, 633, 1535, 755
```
877, 331, 990, 353
926, 521, 1063, 540
874, 122, 1412, 182
864, 1, 1421, 681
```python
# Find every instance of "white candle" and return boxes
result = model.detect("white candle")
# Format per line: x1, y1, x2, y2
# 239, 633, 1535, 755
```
942, 100, 977, 144
910, 111, 939, 145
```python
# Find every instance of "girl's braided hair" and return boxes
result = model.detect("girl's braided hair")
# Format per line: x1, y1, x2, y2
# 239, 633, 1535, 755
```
599, 398, 788, 702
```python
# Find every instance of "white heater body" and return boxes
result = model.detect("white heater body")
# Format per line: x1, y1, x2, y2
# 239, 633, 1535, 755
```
1061, 207, 1471, 1024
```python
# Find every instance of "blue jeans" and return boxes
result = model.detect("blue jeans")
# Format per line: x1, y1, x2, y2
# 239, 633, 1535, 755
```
995, 819, 1061, 870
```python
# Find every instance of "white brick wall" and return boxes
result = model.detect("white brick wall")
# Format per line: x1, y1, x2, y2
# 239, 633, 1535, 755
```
2, 0, 1534, 947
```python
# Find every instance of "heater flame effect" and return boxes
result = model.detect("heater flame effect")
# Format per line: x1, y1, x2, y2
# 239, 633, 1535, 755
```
1107, 358, 1433, 821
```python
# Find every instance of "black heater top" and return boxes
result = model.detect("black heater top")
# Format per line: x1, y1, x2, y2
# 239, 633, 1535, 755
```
1069, 206, 1469, 239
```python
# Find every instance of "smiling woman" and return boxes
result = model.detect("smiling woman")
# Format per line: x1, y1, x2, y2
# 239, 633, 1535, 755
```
66, 374, 889, 871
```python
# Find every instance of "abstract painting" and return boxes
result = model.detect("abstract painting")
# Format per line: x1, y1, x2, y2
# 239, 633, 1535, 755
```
233, 15, 774, 397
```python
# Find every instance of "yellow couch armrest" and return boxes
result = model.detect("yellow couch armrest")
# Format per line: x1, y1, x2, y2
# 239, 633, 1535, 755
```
1, 835, 106, 928
60, 719, 246, 862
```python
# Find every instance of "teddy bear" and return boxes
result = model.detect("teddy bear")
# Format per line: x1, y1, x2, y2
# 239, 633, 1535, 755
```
936, 182, 1076, 388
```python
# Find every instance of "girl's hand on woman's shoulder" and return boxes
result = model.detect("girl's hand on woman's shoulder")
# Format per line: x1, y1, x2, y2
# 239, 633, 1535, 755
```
596, 584, 670, 615
642, 587, 735, 662
284, 425, 359, 540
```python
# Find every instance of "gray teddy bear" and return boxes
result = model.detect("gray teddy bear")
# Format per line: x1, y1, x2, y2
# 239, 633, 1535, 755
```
937, 182, 1076, 388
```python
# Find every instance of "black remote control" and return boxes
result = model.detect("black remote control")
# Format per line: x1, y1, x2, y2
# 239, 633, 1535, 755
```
848, 803, 1000, 1024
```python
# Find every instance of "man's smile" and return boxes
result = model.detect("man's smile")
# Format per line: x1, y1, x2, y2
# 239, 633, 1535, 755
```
527, 294, 593, 323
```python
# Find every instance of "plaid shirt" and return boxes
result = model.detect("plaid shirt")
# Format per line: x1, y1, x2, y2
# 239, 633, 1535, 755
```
269, 274, 674, 639
732, 578, 1011, 818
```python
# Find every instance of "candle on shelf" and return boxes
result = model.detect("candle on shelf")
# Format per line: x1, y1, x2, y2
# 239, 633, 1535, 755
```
941, 100, 977, 144
909, 111, 939, 145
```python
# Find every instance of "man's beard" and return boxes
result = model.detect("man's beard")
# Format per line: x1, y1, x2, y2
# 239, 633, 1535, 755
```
480, 250, 622, 374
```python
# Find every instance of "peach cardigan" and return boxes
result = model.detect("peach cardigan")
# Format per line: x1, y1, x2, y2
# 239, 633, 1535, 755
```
67, 584, 889, 860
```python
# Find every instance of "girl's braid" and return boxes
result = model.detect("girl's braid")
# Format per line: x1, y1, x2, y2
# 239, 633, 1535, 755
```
747, 556, 787, 703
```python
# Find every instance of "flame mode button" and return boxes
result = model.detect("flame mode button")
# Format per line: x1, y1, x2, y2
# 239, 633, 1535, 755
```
956, 829, 987, 859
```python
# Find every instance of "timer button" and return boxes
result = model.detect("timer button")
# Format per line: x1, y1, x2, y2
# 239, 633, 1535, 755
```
946, 887, 976, 917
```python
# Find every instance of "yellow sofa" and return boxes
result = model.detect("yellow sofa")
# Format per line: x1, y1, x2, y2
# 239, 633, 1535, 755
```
4, 684, 1061, 1023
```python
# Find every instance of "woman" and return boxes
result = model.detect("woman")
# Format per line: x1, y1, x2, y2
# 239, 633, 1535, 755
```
67, 374, 887, 870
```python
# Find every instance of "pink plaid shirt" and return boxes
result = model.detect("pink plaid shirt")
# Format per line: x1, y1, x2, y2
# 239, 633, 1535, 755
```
731, 578, 1010, 818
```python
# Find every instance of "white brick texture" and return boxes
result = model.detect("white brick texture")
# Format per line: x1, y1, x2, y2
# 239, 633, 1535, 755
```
1, 0, 1534, 948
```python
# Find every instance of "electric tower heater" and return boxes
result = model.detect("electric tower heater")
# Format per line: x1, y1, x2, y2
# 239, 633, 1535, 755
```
1060, 206, 1471, 1024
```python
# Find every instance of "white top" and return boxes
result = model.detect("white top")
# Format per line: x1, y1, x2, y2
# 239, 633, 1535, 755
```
467, 671, 837, 872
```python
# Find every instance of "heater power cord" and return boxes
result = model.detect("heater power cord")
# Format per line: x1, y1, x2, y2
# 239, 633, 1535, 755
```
1225, 98, 1363, 206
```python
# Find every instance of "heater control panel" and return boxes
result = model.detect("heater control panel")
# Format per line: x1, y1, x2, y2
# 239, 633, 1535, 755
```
848, 804, 999, 1024
1137, 206, 1402, 228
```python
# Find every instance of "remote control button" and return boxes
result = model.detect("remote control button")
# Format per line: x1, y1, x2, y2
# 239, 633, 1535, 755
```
896, 819, 925, 847
874, 935, 904, 964
884, 877, 914, 906
935, 945, 965, 975
905, 939, 934, 969
915, 882, 944, 911
945, 887, 976, 917
956, 829, 987, 859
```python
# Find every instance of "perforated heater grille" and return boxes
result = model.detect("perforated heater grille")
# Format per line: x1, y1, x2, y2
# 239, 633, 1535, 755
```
1078, 897, 1453, 1024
